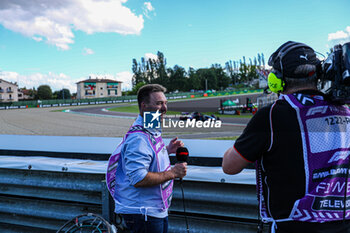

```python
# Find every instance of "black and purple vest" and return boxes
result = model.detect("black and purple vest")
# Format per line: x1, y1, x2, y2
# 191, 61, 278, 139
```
258, 93, 350, 224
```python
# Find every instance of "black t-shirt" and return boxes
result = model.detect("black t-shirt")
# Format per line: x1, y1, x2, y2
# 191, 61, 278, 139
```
234, 91, 350, 232
235, 96, 305, 219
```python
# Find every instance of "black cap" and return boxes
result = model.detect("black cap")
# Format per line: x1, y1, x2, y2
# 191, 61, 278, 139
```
268, 41, 320, 78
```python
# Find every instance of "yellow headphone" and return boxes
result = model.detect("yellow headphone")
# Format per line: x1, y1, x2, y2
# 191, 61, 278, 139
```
268, 69, 284, 93
268, 42, 313, 93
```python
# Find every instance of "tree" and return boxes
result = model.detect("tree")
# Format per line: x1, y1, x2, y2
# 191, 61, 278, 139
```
19, 87, 36, 100
239, 63, 249, 83
131, 51, 171, 90
131, 49, 263, 92
57, 89, 71, 99
167, 65, 187, 92
261, 53, 265, 67
127, 82, 146, 95
29, 87, 37, 99
225, 61, 235, 85
211, 64, 230, 90
53, 90, 59, 99
247, 65, 259, 82
196, 68, 217, 91
132, 58, 143, 86
37, 85, 52, 100
238, 63, 259, 84
186, 67, 201, 91
146, 59, 156, 83
154, 51, 168, 87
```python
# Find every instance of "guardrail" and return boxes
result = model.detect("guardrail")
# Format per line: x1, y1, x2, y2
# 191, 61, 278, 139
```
0, 136, 267, 232
0, 168, 104, 232
0, 167, 265, 233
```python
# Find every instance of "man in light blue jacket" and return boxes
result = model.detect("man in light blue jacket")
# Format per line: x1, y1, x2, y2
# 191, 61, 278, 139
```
107, 84, 187, 233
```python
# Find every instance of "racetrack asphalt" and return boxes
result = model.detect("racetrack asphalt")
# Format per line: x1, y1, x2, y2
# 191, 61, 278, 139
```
0, 93, 263, 139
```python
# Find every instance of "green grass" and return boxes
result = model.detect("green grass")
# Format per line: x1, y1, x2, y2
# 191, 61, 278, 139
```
51, 109, 65, 112
201, 111, 253, 119
108, 105, 139, 113
107, 105, 181, 115
108, 106, 253, 119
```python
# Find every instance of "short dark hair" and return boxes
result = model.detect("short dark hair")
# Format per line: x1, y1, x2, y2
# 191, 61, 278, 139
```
284, 64, 318, 92
137, 84, 167, 109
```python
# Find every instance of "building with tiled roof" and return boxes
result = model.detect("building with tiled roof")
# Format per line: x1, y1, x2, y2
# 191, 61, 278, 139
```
76, 77, 122, 99
0, 79, 19, 102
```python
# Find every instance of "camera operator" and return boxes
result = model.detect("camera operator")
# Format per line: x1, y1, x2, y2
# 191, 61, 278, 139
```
222, 41, 350, 233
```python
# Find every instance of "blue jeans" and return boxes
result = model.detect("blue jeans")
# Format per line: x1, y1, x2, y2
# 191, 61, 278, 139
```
122, 214, 168, 233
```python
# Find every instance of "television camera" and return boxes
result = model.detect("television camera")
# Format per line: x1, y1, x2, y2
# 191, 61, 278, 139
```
321, 42, 350, 104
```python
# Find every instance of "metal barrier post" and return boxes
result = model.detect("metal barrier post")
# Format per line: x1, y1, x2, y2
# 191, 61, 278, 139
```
101, 180, 115, 223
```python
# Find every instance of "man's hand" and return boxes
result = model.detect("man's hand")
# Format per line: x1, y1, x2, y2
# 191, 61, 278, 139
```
166, 137, 184, 154
170, 162, 187, 179
134, 162, 187, 187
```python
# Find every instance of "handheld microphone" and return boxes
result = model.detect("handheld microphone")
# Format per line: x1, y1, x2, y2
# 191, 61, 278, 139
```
176, 147, 189, 163
176, 147, 189, 182
176, 147, 190, 233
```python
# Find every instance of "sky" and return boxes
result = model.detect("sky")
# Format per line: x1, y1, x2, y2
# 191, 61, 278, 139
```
0, 0, 349, 93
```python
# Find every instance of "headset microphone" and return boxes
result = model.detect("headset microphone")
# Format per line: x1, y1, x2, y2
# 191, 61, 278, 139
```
176, 147, 189, 163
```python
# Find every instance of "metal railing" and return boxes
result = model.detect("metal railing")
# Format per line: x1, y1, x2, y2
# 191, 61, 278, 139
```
0, 167, 265, 233
0, 168, 104, 232
0, 135, 267, 233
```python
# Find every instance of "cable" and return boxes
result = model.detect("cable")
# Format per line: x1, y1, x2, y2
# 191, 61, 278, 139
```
315, 51, 326, 59
257, 211, 263, 233
56, 213, 114, 233
180, 180, 190, 233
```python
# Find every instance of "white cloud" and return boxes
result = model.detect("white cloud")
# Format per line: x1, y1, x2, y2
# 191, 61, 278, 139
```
328, 26, 350, 44
116, 71, 133, 91
32, 36, 43, 42
144, 52, 158, 61
0, 70, 79, 93
0, 0, 145, 50
144, 2, 154, 11
143, 2, 155, 19
346, 26, 350, 34
328, 30, 349, 41
83, 47, 94, 55
327, 26, 350, 49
